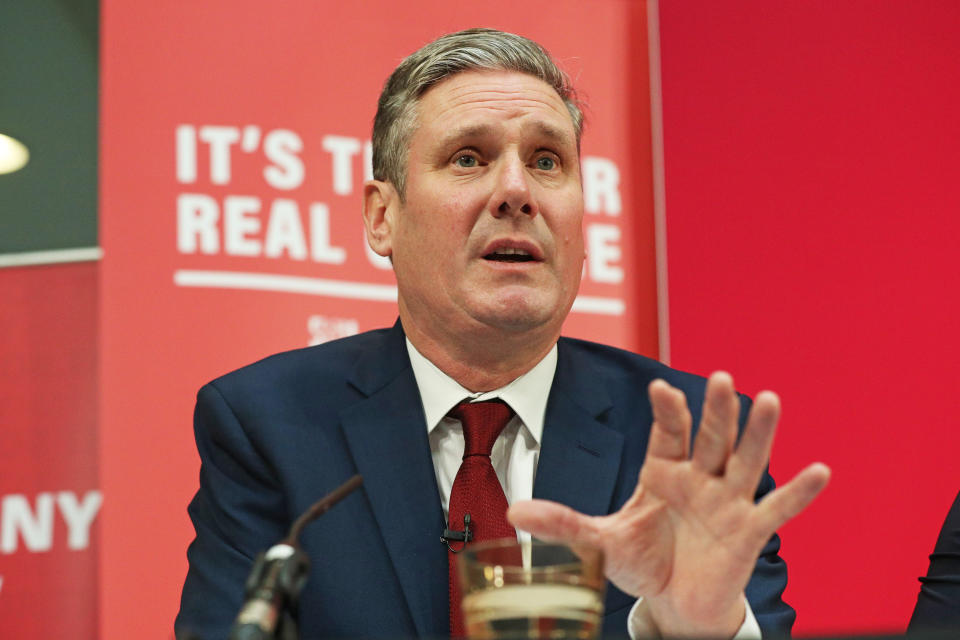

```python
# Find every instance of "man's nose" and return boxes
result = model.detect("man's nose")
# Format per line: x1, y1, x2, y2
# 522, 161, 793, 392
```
491, 156, 537, 218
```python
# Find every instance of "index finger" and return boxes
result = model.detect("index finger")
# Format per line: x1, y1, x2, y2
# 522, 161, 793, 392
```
646, 379, 692, 461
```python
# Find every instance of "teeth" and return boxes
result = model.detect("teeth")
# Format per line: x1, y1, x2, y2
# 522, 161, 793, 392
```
492, 248, 530, 256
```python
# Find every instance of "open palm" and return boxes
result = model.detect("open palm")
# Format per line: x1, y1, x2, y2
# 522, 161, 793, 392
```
509, 372, 830, 638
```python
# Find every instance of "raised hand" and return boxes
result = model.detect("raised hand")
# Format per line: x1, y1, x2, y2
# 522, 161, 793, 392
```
508, 372, 830, 638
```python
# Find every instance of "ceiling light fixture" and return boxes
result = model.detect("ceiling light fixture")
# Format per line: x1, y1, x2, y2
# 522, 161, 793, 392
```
0, 133, 30, 175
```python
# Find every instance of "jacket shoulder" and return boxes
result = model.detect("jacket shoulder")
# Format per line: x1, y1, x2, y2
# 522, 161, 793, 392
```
204, 327, 396, 398
557, 336, 709, 394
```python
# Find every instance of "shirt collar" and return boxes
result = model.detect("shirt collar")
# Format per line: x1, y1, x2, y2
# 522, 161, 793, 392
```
406, 338, 557, 445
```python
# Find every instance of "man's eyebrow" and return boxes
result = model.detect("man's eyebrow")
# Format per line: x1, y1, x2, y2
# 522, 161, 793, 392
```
437, 124, 494, 148
529, 121, 574, 148
435, 122, 575, 150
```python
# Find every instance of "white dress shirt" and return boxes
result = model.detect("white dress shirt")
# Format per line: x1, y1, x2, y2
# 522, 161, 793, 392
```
405, 338, 761, 640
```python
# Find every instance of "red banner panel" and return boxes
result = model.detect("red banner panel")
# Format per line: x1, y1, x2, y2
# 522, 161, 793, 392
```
100, 1, 659, 635
0, 263, 99, 639
659, 0, 960, 634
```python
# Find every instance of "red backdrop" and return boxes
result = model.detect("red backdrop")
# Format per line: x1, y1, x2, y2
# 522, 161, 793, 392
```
99, 1, 658, 637
659, 0, 960, 635
0, 263, 99, 638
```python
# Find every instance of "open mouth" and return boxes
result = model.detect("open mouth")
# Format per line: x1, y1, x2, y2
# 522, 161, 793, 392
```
483, 248, 536, 263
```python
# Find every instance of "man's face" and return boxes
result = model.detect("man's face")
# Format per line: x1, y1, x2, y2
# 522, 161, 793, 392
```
375, 70, 585, 340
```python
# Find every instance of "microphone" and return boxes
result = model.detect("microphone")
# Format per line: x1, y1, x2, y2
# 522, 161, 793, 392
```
228, 474, 363, 640
230, 543, 309, 640
441, 512, 473, 553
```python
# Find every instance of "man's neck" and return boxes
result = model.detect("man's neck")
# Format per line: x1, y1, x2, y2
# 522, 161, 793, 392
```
400, 312, 559, 393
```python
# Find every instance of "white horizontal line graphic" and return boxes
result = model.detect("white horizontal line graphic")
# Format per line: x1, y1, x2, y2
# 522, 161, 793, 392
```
0, 246, 102, 269
571, 295, 625, 316
173, 269, 625, 316
174, 270, 398, 301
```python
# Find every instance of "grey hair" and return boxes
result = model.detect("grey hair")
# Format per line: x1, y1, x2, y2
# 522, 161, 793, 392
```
372, 28, 584, 198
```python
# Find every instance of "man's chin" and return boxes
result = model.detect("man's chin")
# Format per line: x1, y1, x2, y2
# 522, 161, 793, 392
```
467, 298, 566, 335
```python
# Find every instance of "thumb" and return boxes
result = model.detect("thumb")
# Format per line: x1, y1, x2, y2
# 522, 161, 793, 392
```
507, 499, 599, 547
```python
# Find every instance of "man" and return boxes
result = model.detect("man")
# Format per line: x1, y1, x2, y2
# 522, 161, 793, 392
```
176, 28, 829, 639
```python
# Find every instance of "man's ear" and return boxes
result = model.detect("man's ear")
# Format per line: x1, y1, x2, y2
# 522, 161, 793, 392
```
362, 180, 399, 257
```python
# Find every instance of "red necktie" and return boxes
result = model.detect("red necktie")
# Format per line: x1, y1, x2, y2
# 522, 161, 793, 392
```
446, 400, 517, 638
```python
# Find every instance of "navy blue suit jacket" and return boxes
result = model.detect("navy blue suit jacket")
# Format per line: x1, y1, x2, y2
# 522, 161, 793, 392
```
175, 322, 796, 639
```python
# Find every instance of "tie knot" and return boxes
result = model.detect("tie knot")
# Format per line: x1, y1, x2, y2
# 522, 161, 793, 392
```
449, 400, 514, 457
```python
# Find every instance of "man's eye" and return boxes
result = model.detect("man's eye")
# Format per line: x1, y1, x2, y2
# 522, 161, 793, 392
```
455, 155, 478, 168
536, 156, 556, 170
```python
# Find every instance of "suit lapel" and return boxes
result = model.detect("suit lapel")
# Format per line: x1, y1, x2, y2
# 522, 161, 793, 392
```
340, 323, 448, 638
533, 340, 624, 517
338, 329, 626, 635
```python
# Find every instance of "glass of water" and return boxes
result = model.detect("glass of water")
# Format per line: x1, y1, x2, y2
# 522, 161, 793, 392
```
457, 539, 606, 640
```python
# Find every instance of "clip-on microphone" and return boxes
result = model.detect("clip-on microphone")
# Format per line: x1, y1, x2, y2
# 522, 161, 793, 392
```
441, 513, 473, 553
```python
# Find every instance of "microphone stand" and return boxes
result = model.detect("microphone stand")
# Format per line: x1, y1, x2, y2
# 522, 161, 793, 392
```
228, 475, 364, 640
